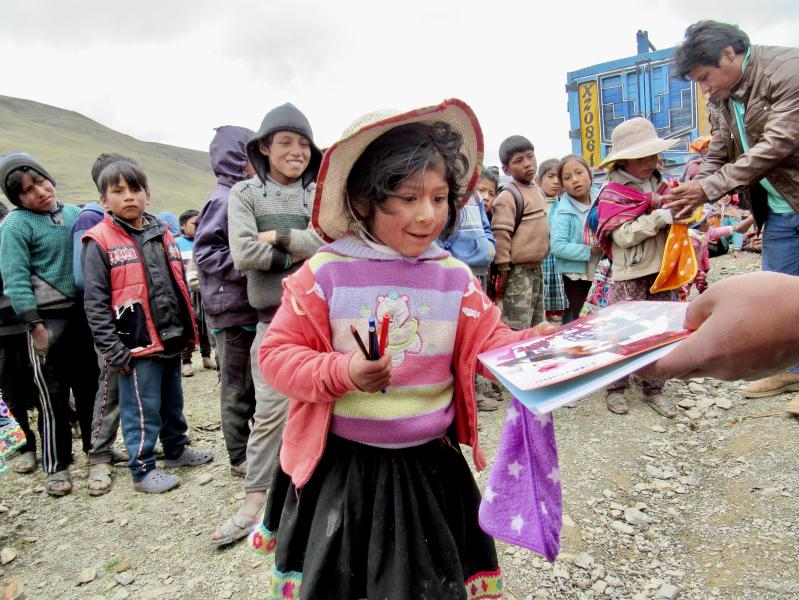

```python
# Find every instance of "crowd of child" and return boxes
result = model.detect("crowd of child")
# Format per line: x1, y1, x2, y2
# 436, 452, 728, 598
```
0, 95, 761, 598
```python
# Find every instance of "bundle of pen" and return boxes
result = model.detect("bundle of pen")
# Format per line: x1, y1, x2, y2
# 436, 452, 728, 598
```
350, 314, 390, 393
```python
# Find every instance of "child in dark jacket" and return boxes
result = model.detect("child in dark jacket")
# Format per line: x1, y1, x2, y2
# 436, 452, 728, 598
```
82, 161, 214, 493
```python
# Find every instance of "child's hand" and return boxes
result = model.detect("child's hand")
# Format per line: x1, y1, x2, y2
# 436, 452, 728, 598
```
348, 351, 392, 392
530, 322, 559, 337
257, 231, 277, 245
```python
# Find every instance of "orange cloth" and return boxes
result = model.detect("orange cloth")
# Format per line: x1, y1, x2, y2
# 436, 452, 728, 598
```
650, 223, 698, 293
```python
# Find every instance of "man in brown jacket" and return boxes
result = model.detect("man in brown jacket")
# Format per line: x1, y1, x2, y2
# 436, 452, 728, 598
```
668, 20, 799, 414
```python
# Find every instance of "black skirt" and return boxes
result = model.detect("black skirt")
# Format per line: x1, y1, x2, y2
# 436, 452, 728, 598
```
251, 434, 503, 600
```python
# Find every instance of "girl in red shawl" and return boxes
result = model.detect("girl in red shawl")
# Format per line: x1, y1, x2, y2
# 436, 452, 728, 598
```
595, 118, 680, 418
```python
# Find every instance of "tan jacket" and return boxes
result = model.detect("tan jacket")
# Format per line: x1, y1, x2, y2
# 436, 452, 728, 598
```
606, 170, 671, 282
697, 45, 799, 224
491, 181, 550, 270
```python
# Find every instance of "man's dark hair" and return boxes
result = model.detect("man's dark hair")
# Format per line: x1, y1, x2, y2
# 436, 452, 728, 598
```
536, 159, 560, 180
91, 153, 140, 190
97, 161, 150, 197
674, 20, 750, 80
346, 121, 469, 239
179, 209, 199, 226
498, 135, 534, 167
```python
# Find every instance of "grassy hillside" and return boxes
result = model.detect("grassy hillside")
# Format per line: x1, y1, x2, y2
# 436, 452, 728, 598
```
0, 95, 215, 214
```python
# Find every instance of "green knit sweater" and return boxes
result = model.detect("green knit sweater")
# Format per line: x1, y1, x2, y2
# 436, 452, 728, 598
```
0, 204, 80, 322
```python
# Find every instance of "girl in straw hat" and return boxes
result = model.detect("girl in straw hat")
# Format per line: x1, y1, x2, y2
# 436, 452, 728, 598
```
248, 99, 562, 598
594, 117, 682, 418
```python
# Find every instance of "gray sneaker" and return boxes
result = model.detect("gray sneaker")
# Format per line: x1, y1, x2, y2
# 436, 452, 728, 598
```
164, 447, 214, 468
133, 469, 181, 493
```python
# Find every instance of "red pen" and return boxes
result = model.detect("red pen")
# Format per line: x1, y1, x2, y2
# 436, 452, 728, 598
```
378, 314, 390, 355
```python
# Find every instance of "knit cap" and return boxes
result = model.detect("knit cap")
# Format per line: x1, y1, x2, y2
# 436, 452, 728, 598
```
0, 153, 56, 206
246, 103, 322, 189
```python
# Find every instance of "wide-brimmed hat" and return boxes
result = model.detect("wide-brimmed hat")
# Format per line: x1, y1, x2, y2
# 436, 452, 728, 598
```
599, 117, 678, 168
312, 98, 483, 243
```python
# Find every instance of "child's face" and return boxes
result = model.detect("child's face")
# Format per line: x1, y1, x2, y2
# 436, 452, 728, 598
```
503, 150, 537, 185
103, 176, 147, 226
17, 172, 57, 213
258, 131, 311, 185
621, 155, 658, 181
560, 160, 591, 200
476, 177, 497, 211
367, 162, 450, 257
181, 216, 198, 238
538, 169, 561, 198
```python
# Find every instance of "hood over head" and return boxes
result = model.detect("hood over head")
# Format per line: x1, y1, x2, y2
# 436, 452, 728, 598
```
210, 125, 255, 187
246, 103, 322, 189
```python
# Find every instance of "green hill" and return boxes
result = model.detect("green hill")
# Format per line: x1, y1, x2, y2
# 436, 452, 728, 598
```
0, 95, 215, 214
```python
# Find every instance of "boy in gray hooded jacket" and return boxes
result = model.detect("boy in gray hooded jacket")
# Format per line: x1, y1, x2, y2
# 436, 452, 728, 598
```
223, 103, 322, 545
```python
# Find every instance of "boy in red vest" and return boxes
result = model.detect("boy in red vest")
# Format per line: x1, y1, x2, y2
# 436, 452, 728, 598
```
82, 161, 213, 493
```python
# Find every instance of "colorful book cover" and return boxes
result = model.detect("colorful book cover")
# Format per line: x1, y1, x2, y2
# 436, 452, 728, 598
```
479, 302, 690, 413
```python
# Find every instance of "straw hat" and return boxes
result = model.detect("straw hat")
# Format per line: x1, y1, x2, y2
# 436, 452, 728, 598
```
599, 117, 678, 168
312, 98, 483, 243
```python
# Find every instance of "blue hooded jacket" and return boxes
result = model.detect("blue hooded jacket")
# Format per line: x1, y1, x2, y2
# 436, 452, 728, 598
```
193, 126, 258, 329
441, 192, 495, 273
71, 202, 105, 289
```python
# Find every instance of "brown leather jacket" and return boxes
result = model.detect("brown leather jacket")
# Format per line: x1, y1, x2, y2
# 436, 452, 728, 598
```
696, 45, 799, 225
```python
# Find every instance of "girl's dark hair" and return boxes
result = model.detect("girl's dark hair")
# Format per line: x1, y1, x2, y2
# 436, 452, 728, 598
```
478, 167, 498, 189
346, 121, 469, 239
179, 209, 199, 225
674, 20, 750, 79
536, 158, 560, 180
97, 161, 150, 197
557, 154, 593, 184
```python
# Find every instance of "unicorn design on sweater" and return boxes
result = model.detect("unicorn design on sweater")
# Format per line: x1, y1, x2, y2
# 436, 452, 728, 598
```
375, 291, 422, 366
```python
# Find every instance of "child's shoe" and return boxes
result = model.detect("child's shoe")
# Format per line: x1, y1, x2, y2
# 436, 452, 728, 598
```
164, 447, 214, 468
133, 469, 181, 494
181, 363, 194, 377
202, 356, 216, 370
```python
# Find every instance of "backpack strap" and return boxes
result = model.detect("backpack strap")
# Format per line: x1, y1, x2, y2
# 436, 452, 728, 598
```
503, 181, 525, 234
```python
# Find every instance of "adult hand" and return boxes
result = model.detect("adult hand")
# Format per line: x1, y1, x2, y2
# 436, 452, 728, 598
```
494, 270, 510, 301
637, 272, 799, 381
348, 350, 392, 393
31, 323, 49, 357
665, 180, 708, 219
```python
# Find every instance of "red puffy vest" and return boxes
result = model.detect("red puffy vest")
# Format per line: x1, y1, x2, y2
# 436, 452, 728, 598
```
84, 215, 198, 357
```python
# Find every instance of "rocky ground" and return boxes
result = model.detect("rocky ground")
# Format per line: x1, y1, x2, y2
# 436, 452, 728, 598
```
2, 250, 798, 600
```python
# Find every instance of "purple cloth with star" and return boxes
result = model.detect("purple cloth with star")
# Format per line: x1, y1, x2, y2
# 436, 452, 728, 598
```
478, 397, 562, 562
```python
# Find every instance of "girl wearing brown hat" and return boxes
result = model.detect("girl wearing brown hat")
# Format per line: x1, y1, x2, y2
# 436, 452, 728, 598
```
594, 117, 681, 417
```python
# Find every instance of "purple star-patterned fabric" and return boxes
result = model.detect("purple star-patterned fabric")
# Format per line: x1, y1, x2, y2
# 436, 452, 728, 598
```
478, 397, 562, 562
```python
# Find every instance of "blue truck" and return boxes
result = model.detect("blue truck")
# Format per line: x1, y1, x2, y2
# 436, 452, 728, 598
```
566, 31, 710, 175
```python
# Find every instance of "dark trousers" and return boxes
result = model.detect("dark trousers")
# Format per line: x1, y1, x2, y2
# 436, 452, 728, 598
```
0, 331, 37, 452
29, 309, 99, 473
118, 355, 189, 481
562, 277, 592, 324
215, 326, 256, 466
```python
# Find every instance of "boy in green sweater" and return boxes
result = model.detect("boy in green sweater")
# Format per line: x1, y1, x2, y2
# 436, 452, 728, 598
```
0, 153, 99, 497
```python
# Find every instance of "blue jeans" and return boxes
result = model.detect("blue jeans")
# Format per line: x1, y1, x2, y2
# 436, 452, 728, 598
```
762, 210, 799, 373
118, 356, 189, 481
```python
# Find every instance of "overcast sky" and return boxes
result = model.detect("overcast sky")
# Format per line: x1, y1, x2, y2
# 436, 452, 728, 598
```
1, 0, 796, 167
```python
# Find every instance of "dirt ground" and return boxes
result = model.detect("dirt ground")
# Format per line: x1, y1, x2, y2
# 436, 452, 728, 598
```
1, 250, 797, 600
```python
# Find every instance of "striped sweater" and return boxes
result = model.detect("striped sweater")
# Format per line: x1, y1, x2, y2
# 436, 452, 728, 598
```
227, 175, 322, 319
309, 234, 475, 448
